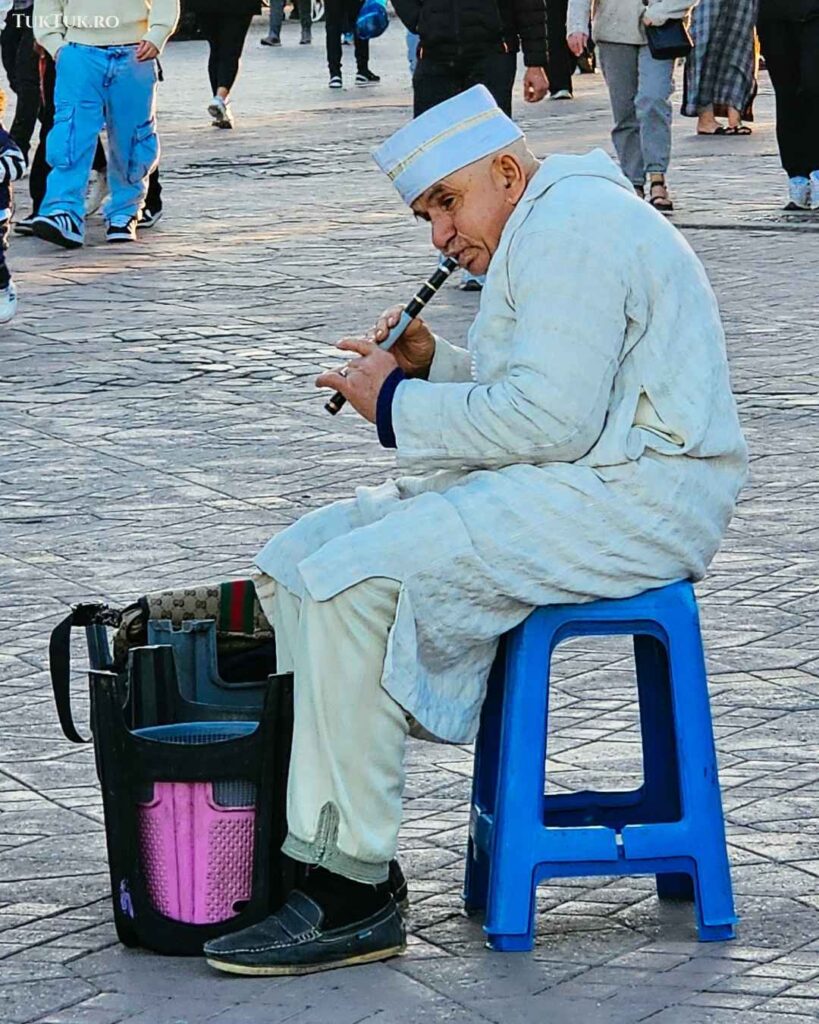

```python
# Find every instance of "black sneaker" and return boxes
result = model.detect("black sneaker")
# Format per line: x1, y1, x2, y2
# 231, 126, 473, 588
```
32, 212, 83, 248
106, 216, 137, 243
355, 69, 380, 86
329, 74, 342, 89
14, 213, 35, 236
300, 27, 312, 44
204, 891, 405, 976
137, 206, 163, 229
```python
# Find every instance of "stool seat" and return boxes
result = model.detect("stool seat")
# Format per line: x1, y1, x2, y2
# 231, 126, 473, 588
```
465, 580, 737, 951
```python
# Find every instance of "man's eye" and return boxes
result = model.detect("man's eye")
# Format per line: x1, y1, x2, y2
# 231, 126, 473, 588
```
442, 196, 456, 211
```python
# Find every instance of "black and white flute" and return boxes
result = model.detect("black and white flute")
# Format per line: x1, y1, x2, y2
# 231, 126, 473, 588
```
324, 256, 460, 415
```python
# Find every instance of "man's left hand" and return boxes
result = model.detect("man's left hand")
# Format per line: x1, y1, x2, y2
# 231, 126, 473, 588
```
316, 338, 399, 423
523, 67, 549, 103
136, 40, 159, 61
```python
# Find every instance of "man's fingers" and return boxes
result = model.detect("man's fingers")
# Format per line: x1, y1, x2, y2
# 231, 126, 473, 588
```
316, 370, 349, 391
337, 337, 378, 356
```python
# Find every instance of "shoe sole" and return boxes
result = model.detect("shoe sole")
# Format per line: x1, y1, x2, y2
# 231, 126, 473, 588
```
32, 221, 83, 248
206, 942, 406, 977
14, 225, 33, 236
137, 212, 163, 230
355, 80, 378, 87
106, 234, 136, 243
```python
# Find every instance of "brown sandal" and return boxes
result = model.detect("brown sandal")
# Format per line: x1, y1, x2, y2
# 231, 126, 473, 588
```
648, 180, 674, 213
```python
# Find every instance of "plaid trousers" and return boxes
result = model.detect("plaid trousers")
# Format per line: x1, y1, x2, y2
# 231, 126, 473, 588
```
682, 0, 760, 118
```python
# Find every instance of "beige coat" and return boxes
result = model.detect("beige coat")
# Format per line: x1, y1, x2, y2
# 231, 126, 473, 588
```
567, 0, 699, 45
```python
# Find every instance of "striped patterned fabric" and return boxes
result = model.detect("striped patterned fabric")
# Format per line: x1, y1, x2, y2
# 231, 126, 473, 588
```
683, 0, 760, 119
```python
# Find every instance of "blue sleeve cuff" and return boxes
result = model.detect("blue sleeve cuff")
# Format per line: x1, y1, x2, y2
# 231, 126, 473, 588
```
376, 367, 407, 449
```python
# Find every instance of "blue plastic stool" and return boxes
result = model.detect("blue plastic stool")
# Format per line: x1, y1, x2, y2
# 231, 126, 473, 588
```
464, 580, 737, 950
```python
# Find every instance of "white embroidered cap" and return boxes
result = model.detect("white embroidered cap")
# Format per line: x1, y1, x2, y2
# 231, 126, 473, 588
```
372, 85, 524, 206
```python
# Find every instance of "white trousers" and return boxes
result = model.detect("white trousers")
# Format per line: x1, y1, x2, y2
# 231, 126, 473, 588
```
254, 574, 409, 884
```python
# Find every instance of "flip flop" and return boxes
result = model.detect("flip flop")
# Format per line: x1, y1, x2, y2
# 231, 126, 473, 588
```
696, 126, 729, 135
726, 125, 752, 135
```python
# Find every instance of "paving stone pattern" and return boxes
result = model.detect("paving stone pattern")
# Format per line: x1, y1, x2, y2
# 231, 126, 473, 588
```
1, 19, 818, 1024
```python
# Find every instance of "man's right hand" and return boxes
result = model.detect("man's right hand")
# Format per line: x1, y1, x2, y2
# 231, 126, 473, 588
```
567, 32, 589, 57
368, 304, 436, 378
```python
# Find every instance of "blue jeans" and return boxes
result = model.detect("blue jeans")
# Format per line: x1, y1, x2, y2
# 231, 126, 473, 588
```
40, 42, 159, 229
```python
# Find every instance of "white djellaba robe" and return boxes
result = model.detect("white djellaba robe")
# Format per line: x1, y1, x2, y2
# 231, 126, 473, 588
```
255, 150, 748, 745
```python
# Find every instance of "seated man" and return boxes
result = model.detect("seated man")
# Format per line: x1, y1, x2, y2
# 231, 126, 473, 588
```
204, 85, 748, 976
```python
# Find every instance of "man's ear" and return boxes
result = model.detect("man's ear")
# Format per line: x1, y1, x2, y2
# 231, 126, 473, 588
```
492, 153, 527, 203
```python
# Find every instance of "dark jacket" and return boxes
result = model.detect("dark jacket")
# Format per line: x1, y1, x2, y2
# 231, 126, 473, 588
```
758, 0, 819, 20
393, 0, 548, 67
185, 0, 262, 15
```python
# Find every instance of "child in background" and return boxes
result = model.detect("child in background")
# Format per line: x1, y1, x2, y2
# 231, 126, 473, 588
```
0, 87, 25, 323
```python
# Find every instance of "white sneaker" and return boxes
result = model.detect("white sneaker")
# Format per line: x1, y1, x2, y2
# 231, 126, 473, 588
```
0, 281, 18, 323
207, 95, 234, 129
810, 171, 819, 211
786, 176, 810, 210
550, 89, 573, 100
85, 169, 107, 215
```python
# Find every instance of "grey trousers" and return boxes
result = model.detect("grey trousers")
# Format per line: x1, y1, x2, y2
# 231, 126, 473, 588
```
597, 42, 675, 186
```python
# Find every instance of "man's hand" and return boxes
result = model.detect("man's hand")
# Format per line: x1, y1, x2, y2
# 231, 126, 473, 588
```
567, 32, 588, 57
523, 66, 549, 103
316, 338, 399, 423
136, 40, 159, 61
371, 304, 435, 377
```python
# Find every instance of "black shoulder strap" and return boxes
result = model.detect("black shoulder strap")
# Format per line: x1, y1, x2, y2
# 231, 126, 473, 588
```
49, 604, 121, 744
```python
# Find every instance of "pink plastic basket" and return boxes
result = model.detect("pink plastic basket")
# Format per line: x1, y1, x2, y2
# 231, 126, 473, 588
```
137, 781, 256, 925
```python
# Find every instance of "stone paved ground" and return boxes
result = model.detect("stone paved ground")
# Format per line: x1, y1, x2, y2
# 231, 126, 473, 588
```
1, 17, 819, 1024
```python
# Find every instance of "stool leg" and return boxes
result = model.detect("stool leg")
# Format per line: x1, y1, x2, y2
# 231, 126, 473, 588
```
633, 635, 681, 825
484, 615, 549, 952
667, 605, 737, 941
464, 649, 505, 915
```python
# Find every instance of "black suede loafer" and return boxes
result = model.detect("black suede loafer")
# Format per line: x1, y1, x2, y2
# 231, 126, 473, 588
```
204, 891, 406, 976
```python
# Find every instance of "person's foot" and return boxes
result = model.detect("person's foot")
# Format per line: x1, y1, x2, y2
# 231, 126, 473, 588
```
550, 88, 572, 100
300, 27, 312, 43
329, 74, 342, 89
208, 95, 234, 129
0, 280, 17, 323
203, 889, 405, 976
355, 68, 380, 87
808, 171, 819, 211
106, 216, 137, 243
648, 178, 674, 214
137, 205, 163, 229
85, 169, 108, 216
634, 183, 645, 200
460, 270, 484, 291
261, 34, 281, 46
786, 175, 810, 211
13, 213, 35, 236
32, 212, 84, 249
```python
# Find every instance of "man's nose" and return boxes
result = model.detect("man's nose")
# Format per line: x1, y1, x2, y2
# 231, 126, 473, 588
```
430, 215, 456, 254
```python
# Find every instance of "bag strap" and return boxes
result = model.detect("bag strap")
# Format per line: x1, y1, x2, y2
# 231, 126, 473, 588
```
49, 603, 122, 744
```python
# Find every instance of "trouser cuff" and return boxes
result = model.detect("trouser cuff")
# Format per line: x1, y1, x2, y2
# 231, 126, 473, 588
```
282, 832, 390, 885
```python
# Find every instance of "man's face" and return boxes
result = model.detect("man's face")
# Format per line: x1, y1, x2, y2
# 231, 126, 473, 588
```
411, 154, 525, 276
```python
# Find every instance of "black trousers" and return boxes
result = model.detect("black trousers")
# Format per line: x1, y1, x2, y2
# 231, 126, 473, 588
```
545, 0, 576, 94
1, 8, 40, 159
30, 54, 161, 215
413, 50, 517, 117
197, 12, 254, 94
758, 17, 819, 178
325, 0, 368, 75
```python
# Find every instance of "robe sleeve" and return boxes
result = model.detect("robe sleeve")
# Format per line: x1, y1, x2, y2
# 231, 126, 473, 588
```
427, 335, 473, 383
391, 226, 627, 471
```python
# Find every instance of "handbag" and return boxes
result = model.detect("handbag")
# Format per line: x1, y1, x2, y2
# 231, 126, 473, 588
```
644, 19, 693, 60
